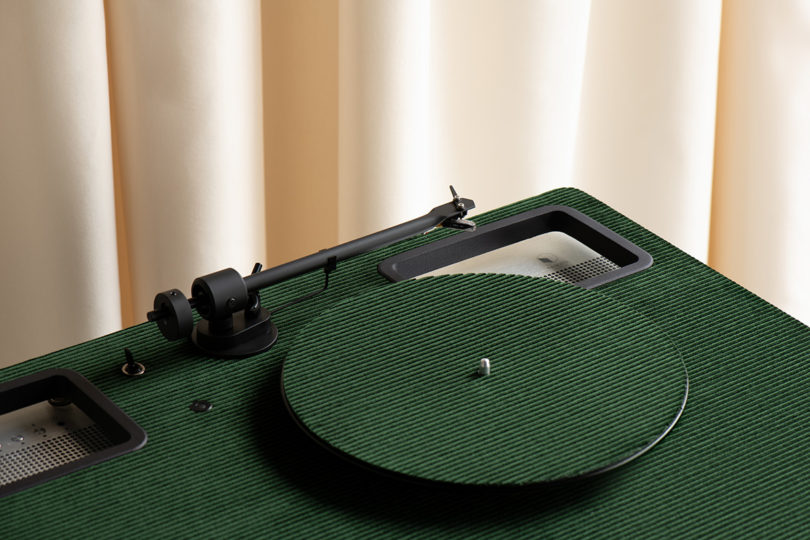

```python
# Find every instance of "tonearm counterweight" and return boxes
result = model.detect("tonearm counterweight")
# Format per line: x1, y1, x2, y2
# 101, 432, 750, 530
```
146, 186, 475, 358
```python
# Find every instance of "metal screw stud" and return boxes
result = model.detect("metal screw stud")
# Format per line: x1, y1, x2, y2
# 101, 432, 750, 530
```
478, 358, 491, 377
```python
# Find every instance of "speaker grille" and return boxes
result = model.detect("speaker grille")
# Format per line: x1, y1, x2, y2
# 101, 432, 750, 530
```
0, 425, 113, 487
543, 256, 620, 284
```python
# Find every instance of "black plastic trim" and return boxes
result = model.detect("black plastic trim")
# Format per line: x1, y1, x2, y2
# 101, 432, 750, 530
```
377, 205, 653, 289
0, 368, 147, 498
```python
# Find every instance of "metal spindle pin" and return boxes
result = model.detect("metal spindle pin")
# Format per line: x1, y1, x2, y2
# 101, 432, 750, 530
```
478, 358, 491, 377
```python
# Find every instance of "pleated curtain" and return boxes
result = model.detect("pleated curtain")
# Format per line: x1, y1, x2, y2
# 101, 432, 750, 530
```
0, 0, 808, 368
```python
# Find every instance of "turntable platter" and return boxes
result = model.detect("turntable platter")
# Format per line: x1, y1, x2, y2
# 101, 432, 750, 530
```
282, 274, 687, 486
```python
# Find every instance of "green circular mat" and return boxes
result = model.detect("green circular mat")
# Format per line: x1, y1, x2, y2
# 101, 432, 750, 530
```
282, 274, 687, 486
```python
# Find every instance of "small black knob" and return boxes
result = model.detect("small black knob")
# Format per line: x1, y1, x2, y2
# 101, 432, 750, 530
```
121, 347, 146, 376
151, 289, 194, 340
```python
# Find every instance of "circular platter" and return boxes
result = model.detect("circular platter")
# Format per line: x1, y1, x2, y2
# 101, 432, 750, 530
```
282, 273, 688, 486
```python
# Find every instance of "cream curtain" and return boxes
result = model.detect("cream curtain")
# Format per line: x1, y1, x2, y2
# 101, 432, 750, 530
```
0, 0, 808, 368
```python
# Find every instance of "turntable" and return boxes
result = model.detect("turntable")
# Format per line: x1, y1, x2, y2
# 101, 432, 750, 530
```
1, 187, 807, 537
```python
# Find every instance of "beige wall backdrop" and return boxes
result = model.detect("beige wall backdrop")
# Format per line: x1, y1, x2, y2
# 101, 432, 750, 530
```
0, 0, 808, 368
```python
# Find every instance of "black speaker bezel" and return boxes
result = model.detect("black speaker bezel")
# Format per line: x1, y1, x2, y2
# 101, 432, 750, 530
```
377, 205, 653, 288
0, 368, 147, 498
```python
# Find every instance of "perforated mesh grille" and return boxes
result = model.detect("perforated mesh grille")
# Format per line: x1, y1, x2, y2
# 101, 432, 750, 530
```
0, 425, 112, 487
543, 256, 620, 284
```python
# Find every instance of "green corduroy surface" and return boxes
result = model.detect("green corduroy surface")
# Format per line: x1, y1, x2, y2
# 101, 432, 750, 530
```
283, 274, 686, 485
2, 188, 809, 538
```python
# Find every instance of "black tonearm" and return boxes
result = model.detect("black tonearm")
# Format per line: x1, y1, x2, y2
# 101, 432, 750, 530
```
146, 186, 475, 358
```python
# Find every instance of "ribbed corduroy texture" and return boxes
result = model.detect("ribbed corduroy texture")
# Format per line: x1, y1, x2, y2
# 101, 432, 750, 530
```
2, 188, 809, 538
284, 274, 686, 485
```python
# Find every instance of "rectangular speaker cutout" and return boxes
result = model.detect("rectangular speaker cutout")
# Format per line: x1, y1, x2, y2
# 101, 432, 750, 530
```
0, 369, 147, 498
378, 205, 652, 288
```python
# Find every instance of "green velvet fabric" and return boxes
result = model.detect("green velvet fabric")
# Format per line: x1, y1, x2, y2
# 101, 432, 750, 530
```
2, 188, 808, 538
284, 274, 686, 485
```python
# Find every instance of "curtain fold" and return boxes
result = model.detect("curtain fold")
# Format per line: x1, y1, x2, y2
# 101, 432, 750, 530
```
431, 0, 591, 216
262, 0, 338, 266
0, 0, 121, 366
710, 0, 810, 323
339, 0, 592, 240
338, 0, 437, 239
572, 0, 722, 261
106, 0, 266, 325
1, 0, 810, 369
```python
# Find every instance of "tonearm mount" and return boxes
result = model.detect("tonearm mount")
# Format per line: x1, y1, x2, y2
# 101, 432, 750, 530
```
146, 186, 475, 358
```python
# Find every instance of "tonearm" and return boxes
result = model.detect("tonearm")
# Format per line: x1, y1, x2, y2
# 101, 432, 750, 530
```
146, 186, 475, 358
